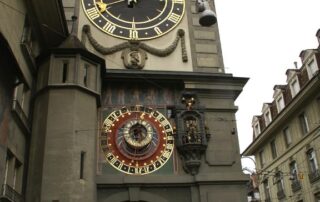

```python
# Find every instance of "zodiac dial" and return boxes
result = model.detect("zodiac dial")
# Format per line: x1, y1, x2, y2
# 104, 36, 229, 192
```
82, 0, 185, 40
101, 106, 174, 175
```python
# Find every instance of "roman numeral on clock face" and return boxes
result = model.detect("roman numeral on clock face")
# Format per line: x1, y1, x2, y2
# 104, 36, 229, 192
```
154, 27, 162, 35
168, 13, 181, 23
130, 30, 139, 39
103, 22, 116, 34
173, 0, 184, 4
86, 7, 100, 20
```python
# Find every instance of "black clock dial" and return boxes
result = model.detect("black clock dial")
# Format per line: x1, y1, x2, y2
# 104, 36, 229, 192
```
105, 0, 166, 23
82, 0, 185, 40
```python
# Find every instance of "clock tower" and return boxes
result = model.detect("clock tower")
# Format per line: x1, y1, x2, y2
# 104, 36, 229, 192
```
26, 0, 248, 201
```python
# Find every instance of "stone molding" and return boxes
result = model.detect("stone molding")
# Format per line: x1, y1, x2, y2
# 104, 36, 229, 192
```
82, 25, 188, 62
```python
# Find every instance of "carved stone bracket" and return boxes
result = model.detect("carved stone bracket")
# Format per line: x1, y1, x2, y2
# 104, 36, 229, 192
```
178, 144, 207, 175
82, 25, 188, 63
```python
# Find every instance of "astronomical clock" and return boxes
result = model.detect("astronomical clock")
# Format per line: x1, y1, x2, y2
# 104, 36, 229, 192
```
101, 106, 174, 175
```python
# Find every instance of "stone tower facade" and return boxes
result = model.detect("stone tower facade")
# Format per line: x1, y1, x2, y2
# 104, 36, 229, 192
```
0, 0, 248, 201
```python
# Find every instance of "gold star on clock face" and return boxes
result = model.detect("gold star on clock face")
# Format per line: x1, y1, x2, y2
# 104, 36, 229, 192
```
82, 0, 185, 40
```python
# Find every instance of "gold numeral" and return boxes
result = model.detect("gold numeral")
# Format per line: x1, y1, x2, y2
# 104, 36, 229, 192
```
173, 0, 184, 4
154, 27, 162, 35
103, 22, 116, 34
166, 144, 174, 150
162, 151, 171, 158
168, 13, 181, 23
129, 30, 139, 39
108, 154, 117, 164
86, 7, 100, 20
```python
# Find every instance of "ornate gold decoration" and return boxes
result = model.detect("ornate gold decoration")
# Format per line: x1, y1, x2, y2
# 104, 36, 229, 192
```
82, 25, 188, 64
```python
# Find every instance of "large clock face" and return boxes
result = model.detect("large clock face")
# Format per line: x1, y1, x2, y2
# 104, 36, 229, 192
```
101, 106, 174, 175
82, 0, 185, 40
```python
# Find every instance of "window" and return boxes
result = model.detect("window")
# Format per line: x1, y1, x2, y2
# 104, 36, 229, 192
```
264, 110, 272, 126
289, 161, 302, 192
80, 151, 85, 179
12, 83, 31, 128
3, 150, 23, 194
259, 150, 265, 168
83, 64, 89, 87
299, 112, 309, 135
307, 149, 318, 174
254, 122, 261, 138
270, 139, 277, 159
289, 161, 299, 181
275, 171, 285, 199
62, 62, 68, 83
263, 180, 271, 201
283, 127, 292, 147
14, 83, 30, 110
276, 173, 285, 191
276, 95, 285, 112
307, 59, 318, 79
315, 192, 320, 202
290, 78, 300, 97
4, 153, 12, 186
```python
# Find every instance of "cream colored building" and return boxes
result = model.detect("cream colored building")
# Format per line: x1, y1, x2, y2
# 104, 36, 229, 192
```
243, 29, 320, 202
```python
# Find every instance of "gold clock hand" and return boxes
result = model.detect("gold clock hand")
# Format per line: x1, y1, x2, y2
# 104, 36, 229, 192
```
97, 0, 125, 12
106, 0, 126, 6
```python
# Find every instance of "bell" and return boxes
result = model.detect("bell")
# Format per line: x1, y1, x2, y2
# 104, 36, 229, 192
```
199, 9, 217, 26
196, 0, 217, 27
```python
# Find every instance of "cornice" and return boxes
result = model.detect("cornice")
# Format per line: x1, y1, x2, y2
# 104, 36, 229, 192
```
104, 69, 248, 82
26, 0, 68, 48
103, 70, 248, 99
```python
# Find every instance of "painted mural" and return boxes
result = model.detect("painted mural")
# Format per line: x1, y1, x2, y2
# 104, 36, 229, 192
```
102, 84, 176, 107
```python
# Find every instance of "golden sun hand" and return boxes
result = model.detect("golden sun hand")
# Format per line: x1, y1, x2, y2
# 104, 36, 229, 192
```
96, 2, 107, 13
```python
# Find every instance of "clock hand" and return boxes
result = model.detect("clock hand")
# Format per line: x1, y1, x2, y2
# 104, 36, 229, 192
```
127, 0, 137, 8
106, 0, 126, 6
98, 0, 126, 11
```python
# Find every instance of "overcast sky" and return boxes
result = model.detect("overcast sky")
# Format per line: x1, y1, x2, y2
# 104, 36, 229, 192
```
214, 0, 320, 170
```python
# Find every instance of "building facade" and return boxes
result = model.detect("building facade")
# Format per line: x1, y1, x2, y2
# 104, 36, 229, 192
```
0, 0, 248, 201
243, 30, 320, 202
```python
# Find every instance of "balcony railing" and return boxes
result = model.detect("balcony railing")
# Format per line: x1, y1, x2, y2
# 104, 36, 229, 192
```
308, 169, 320, 183
0, 184, 24, 202
291, 180, 302, 192
277, 189, 285, 199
